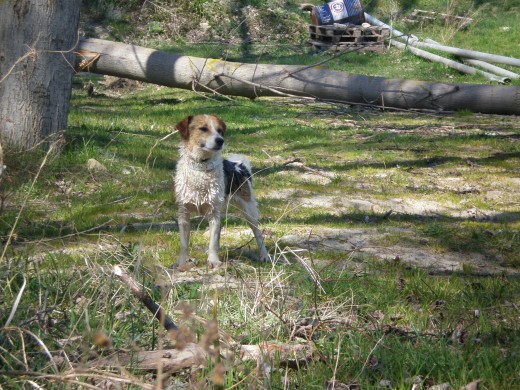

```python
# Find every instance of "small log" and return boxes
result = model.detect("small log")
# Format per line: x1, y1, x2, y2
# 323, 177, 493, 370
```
239, 342, 314, 368
390, 39, 508, 83
93, 344, 207, 372
424, 38, 520, 80
110, 266, 315, 373
463, 59, 519, 80
91, 341, 314, 372
411, 40, 520, 68
365, 13, 511, 83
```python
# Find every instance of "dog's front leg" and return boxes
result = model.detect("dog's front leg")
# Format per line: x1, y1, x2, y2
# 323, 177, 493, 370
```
175, 204, 191, 267
207, 211, 222, 268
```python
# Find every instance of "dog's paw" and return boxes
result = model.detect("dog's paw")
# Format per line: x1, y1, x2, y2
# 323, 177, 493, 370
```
259, 248, 270, 262
208, 253, 222, 269
170, 261, 192, 271
171, 255, 189, 269
209, 260, 222, 269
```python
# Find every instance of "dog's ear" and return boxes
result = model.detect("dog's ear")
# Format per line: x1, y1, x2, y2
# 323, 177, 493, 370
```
215, 116, 226, 135
176, 116, 193, 140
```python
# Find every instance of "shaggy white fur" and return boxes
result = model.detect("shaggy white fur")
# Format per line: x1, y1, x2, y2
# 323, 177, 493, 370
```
175, 146, 225, 212
172, 114, 269, 269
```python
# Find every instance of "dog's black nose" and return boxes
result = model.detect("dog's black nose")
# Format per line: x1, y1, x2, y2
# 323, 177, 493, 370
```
215, 137, 224, 147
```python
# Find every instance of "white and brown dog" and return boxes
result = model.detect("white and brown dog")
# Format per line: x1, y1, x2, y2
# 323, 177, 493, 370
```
173, 114, 269, 268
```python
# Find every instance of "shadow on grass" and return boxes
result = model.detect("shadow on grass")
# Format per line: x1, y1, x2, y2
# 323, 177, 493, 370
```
283, 209, 520, 267
254, 150, 520, 176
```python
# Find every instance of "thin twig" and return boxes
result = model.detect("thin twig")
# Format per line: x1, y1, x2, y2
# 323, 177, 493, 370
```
145, 130, 178, 166
24, 220, 114, 244
214, 73, 314, 100
331, 336, 342, 387
357, 333, 385, 379
0, 47, 37, 84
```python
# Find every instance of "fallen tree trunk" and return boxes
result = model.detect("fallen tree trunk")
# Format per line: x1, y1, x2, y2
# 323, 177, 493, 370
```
364, 14, 509, 83
75, 38, 520, 115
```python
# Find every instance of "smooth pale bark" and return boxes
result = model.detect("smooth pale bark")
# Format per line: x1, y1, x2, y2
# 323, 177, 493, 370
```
423, 39, 520, 80
410, 40, 520, 68
75, 38, 520, 115
390, 40, 508, 83
365, 13, 512, 83
365, 13, 520, 68
463, 59, 520, 80
91, 342, 315, 372
0, 0, 81, 148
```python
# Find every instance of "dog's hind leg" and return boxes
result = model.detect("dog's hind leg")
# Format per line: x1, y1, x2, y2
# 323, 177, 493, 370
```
174, 204, 191, 267
234, 197, 269, 262
208, 211, 222, 268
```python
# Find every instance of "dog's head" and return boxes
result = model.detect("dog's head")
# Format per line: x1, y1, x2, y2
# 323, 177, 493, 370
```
176, 114, 226, 160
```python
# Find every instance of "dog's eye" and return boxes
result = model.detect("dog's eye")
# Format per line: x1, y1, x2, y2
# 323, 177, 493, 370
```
199, 126, 208, 132
216, 128, 223, 134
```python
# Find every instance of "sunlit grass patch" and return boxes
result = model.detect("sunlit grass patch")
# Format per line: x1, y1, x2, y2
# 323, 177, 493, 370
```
2, 53, 520, 390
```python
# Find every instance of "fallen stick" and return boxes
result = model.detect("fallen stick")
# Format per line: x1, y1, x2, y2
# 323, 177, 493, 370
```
113, 266, 178, 332
410, 9, 473, 29
110, 266, 315, 373
117, 221, 178, 233
93, 344, 208, 372
93, 342, 314, 372
409, 40, 520, 68
462, 59, 518, 80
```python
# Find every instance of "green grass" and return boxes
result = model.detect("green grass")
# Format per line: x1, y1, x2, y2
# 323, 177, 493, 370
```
2, 1, 520, 387
1, 78, 519, 388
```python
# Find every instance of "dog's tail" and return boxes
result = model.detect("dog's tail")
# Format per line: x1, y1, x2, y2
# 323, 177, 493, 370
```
227, 154, 252, 172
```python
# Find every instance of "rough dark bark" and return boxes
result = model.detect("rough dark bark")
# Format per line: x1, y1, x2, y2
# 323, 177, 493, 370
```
75, 38, 520, 115
0, 0, 81, 148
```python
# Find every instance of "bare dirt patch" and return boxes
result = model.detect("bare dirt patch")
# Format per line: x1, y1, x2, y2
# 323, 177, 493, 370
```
263, 184, 519, 275
279, 227, 518, 276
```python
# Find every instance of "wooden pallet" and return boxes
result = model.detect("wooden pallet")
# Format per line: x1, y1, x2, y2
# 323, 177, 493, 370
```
309, 24, 390, 52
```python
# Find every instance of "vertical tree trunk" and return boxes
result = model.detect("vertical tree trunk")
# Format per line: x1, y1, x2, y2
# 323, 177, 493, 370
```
0, 0, 81, 148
